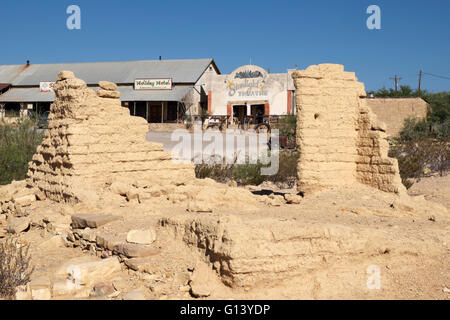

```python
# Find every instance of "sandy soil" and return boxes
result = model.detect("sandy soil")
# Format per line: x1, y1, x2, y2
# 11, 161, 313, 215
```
6, 173, 450, 300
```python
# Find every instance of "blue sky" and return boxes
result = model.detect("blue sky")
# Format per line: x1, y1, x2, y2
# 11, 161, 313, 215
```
0, 0, 449, 91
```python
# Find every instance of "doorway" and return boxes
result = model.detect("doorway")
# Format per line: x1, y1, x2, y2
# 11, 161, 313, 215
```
233, 105, 246, 125
251, 104, 265, 124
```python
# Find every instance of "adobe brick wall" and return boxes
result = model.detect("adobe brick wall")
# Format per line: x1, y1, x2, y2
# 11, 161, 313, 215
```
366, 98, 429, 137
292, 64, 405, 195
26, 71, 194, 203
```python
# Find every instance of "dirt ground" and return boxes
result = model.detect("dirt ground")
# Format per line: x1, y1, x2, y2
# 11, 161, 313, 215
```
6, 173, 450, 300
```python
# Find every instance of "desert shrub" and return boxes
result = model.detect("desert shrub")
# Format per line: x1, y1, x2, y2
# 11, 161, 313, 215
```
0, 237, 34, 299
233, 162, 265, 186
266, 150, 299, 188
0, 117, 43, 185
398, 118, 430, 141
194, 156, 234, 183
389, 138, 449, 188
194, 150, 299, 187
275, 115, 296, 143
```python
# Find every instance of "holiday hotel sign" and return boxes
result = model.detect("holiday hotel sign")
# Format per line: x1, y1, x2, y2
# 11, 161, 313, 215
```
134, 78, 172, 90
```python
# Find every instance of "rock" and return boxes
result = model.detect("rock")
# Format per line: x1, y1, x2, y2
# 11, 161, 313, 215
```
126, 229, 157, 245
12, 194, 35, 207
97, 89, 120, 99
262, 195, 285, 206
190, 284, 211, 298
188, 201, 213, 213
126, 188, 140, 202
71, 214, 121, 229
35, 190, 46, 201
90, 282, 116, 298
61, 257, 122, 286
123, 257, 154, 273
7, 216, 30, 234
57, 70, 75, 81
284, 193, 302, 204
96, 233, 124, 251
98, 81, 117, 91
123, 289, 146, 300
113, 243, 160, 258
189, 263, 213, 298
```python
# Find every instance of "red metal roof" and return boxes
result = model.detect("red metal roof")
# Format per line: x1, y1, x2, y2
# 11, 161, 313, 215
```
0, 83, 11, 91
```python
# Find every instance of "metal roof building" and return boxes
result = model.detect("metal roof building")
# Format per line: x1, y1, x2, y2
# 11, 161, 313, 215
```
0, 58, 220, 123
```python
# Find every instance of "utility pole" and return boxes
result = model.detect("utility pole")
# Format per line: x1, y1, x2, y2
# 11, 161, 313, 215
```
418, 70, 422, 93
389, 75, 402, 91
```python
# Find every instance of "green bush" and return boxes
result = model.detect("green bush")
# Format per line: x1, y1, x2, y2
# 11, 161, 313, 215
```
275, 115, 296, 143
0, 117, 44, 185
389, 138, 449, 188
398, 118, 430, 141
195, 150, 299, 187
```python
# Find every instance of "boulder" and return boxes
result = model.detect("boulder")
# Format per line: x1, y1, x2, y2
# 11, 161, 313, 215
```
12, 193, 35, 207
71, 214, 121, 229
90, 282, 116, 298
113, 243, 160, 258
96, 233, 124, 251
56, 70, 75, 81
98, 81, 117, 91
97, 89, 120, 99
63, 257, 122, 286
7, 217, 30, 234
284, 193, 303, 204
123, 257, 154, 273
126, 229, 157, 245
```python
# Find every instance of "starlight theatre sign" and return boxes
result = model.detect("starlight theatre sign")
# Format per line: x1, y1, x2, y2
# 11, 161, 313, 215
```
134, 78, 172, 90
227, 65, 268, 100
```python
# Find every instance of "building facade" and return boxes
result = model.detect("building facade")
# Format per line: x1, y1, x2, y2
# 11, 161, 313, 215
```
0, 59, 220, 123
205, 65, 296, 123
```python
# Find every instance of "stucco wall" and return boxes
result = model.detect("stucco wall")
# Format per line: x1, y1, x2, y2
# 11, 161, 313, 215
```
208, 65, 293, 116
366, 98, 429, 137
292, 64, 405, 195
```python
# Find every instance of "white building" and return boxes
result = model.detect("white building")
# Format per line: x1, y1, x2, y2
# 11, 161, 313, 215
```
205, 64, 296, 123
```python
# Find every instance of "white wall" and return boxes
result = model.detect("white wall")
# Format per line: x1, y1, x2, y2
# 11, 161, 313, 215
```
208, 65, 294, 116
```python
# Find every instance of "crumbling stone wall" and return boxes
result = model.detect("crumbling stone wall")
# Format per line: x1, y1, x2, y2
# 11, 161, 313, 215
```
26, 71, 194, 203
292, 64, 405, 195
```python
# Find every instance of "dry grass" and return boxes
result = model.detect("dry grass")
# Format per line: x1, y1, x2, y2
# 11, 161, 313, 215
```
0, 237, 34, 299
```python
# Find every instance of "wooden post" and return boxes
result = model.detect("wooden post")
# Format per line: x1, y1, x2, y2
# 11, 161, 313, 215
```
418, 70, 422, 93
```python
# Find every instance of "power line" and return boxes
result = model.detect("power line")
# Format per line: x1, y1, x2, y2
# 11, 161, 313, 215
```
422, 72, 450, 80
